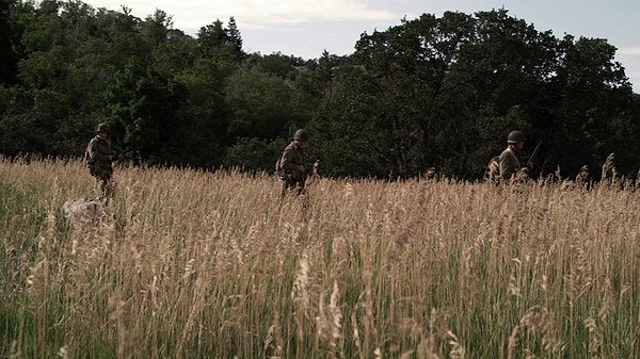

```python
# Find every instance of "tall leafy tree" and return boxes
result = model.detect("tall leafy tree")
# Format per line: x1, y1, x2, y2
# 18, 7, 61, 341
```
174, 59, 229, 167
450, 9, 558, 175
225, 67, 299, 140
226, 16, 243, 57
197, 17, 244, 65
105, 58, 188, 165
318, 12, 479, 177
1, 1, 637, 179
313, 9, 635, 178
141, 9, 198, 76
0, 0, 19, 85
548, 35, 633, 176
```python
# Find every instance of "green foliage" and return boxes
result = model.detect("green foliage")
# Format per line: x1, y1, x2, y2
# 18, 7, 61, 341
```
0, 86, 70, 156
105, 58, 188, 165
546, 35, 633, 177
174, 59, 229, 168
225, 66, 311, 140
0, 2, 638, 180
245, 52, 305, 77
0, 0, 19, 85
197, 17, 244, 66
226, 68, 283, 139
313, 9, 635, 179
311, 69, 422, 178
223, 137, 287, 173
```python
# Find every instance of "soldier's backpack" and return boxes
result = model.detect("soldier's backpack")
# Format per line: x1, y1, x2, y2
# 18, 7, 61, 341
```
275, 153, 285, 181
485, 156, 500, 183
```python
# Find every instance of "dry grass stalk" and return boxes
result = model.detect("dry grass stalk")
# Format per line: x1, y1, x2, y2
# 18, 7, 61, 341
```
351, 310, 363, 359
2, 157, 640, 358
416, 338, 439, 359
264, 311, 283, 359
601, 152, 617, 181
507, 325, 519, 359
511, 167, 530, 184
292, 250, 310, 346
108, 292, 133, 359
445, 331, 465, 359
329, 281, 344, 359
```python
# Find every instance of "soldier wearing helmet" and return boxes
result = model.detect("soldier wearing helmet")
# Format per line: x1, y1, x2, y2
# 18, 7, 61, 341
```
84, 123, 117, 197
278, 129, 317, 197
499, 130, 526, 180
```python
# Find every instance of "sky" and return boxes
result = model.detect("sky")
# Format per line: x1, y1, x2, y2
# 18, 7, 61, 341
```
80, 0, 640, 92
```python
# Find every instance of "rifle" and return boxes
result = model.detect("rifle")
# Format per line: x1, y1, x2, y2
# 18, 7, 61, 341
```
526, 141, 542, 169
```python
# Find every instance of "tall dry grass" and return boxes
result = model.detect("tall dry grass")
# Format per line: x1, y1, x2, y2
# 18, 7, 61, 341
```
1, 156, 639, 358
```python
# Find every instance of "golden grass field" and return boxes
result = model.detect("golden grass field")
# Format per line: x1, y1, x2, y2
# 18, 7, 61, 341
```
1, 157, 639, 359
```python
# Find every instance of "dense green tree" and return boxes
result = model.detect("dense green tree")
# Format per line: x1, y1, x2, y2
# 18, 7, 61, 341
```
0, 86, 70, 156
312, 9, 635, 179
142, 9, 172, 46
311, 69, 402, 177
222, 53, 326, 170
224, 137, 287, 173
245, 52, 305, 77
226, 16, 243, 56
5, 0, 35, 63
139, 10, 198, 77
225, 67, 302, 141
315, 12, 479, 177
547, 36, 633, 176
0, 1, 638, 180
0, 0, 19, 85
174, 59, 229, 168
447, 10, 558, 175
105, 58, 188, 165
197, 17, 244, 66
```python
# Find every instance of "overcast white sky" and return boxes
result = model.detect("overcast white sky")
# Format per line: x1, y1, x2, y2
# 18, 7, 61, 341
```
80, 0, 640, 92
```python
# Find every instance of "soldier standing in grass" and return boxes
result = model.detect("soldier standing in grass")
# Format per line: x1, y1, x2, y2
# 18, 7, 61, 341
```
499, 130, 527, 181
84, 123, 117, 197
278, 129, 318, 198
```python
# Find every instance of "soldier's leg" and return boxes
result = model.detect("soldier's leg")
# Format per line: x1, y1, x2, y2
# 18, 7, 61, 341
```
99, 172, 115, 198
90, 172, 103, 198
282, 178, 297, 198
281, 180, 289, 199
291, 172, 306, 196
104, 178, 116, 198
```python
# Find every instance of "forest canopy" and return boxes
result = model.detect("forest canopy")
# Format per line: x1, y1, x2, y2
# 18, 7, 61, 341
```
1, 0, 639, 179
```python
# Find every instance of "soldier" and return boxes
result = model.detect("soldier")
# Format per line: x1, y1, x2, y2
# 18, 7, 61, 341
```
278, 129, 318, 197
84, 123, 117, 197
499, 130, 527, 181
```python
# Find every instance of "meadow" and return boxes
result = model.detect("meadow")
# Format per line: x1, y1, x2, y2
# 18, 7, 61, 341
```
1, 157, 639, 359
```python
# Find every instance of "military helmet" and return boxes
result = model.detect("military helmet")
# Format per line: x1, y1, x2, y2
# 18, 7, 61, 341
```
294, 129, 309, 141
507, 130, 525, 143
95, 123, 110, 133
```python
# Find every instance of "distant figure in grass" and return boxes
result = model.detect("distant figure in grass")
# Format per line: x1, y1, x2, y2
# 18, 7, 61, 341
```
486, 130, 531, 183
276, 129, 319, 198
499, 130, 528, 181
84, 123, 118, 198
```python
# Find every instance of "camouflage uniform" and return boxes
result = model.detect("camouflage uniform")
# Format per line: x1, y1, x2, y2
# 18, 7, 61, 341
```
280, 141, 309, 196
85, 125, 116, 196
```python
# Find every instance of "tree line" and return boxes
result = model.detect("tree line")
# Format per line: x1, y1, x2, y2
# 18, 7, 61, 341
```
1, 0, 639, 180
